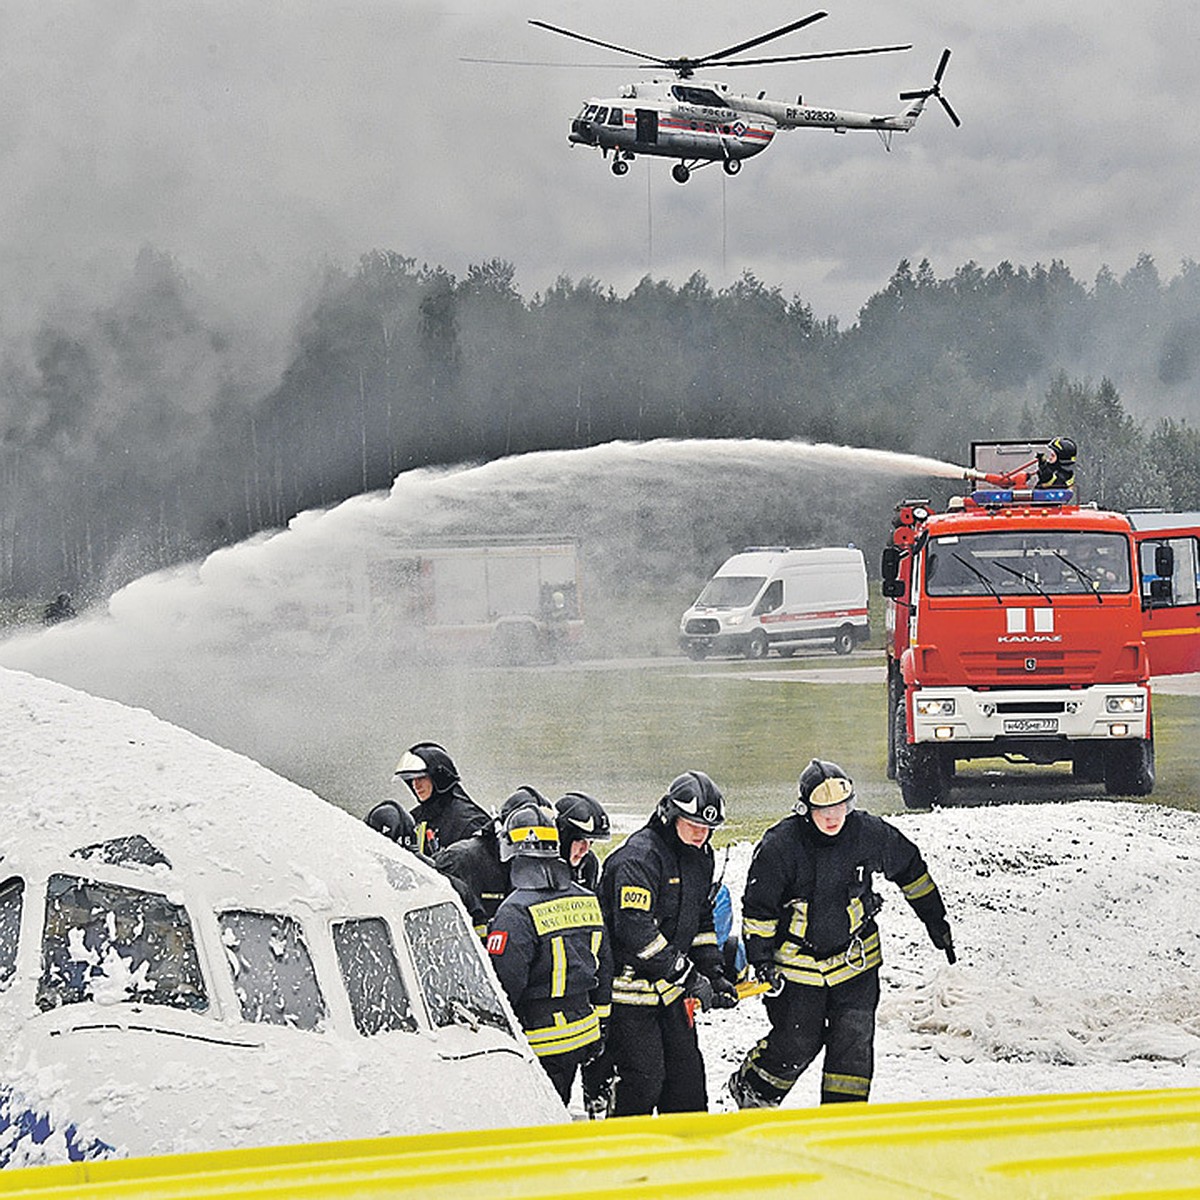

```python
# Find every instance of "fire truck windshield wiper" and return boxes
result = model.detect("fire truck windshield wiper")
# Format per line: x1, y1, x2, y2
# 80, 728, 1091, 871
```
1051, 550, 1104, 604
951, 553, 1003, 604
987, 557, 1054, 604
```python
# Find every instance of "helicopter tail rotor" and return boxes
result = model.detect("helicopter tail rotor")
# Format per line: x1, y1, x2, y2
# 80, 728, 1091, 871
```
899, 48, 959, 126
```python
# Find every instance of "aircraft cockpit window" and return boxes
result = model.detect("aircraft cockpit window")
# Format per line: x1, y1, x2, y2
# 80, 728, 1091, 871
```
1, 877, 23, 988
219, 910, 326, 1031
608, 107, 624, 125
403, 903, 513, 1036
38, 874, 207, 1013
333, 917, 418, 1036
583, 104, 599, 120
71, 834, 171, 870
594, 107, 609, 124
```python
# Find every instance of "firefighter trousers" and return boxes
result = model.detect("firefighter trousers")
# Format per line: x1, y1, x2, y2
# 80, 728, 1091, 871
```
609, 999, 707, 1116
737, 967, 879, 1105
538, 1046, 590, 1104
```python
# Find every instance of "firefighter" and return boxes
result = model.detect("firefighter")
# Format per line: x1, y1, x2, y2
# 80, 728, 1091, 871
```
486, 798, 612, 1104
393, 741, 491, 855
729, 759, 955, 1109
435, 787, 544, 933
599, 770, 739, 1117
555, 791, 611, 891
363, 800, 487, 933
1036, 435, 1077, 490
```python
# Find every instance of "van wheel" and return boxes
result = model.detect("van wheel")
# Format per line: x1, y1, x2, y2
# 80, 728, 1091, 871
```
745, 632, 769, 660
685, 644, 708, 661
833, 625, 855, 655
777, 645, 797, 658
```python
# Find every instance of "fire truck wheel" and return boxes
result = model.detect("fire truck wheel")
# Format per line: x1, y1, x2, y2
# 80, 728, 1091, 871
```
1103, 738, 1155, 797
833, 625, 855, 656
1072, 745, 1106, 785
745, 631, 769, 660
895, 704, 950, 809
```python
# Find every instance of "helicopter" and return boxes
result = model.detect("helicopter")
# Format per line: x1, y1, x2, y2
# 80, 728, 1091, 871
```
527, 11, 958, 183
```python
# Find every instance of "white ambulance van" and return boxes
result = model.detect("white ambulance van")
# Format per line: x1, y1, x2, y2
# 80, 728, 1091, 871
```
679, 546, 870, 660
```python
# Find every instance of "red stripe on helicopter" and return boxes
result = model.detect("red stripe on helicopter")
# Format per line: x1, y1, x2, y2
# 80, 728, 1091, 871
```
658, 118, 773, 141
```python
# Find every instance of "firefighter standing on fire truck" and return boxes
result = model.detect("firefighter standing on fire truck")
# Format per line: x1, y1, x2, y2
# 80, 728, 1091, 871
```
1035, 436, 1077, 490
729, 760, 955, 1108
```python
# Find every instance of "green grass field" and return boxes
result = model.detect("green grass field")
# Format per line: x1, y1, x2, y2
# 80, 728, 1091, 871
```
348, 653, 1200, 844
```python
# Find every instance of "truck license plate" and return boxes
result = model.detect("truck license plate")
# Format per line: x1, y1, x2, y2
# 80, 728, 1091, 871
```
1004, 717, 1058, 733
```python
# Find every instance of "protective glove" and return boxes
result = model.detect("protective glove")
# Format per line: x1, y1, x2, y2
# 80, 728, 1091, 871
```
929, 923, 956, 964
754, 961, 784, 996
710, 974, 739, 1009
682, 968, 715, 1012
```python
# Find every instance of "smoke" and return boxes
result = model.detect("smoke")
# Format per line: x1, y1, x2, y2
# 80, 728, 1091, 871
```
0, 438, 960, 810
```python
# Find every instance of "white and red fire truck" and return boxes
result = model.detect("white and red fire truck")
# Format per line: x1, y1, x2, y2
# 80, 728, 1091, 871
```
883, 441, 1200, 808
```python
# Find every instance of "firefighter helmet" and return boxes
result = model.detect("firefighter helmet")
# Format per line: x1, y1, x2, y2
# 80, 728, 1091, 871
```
796, 759, 856, 815
555, 792, 611, 849
393, 742, 459, 793
657, 770, 726, 829
1048, 435, 1077, 461
499, 799, 560, 862
364, 800, 419, 852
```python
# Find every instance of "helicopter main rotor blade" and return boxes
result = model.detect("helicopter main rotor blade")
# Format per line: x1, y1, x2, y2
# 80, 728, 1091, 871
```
933, 47, 951, 85
699, 11, 828, 65
939, 94, 962, 127
712, 43, 912, 68
527, 19, 667, 67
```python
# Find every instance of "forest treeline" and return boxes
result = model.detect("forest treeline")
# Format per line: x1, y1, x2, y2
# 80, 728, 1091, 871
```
2, 246, 1200, 607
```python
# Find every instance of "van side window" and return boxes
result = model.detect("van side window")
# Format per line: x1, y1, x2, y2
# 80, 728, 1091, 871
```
754, 579, 784, 616
333, 917, 417, 1036
403, 903, 513, 1036
219, 910, 326, 1031
1, 877, 23, 988
39, 874, 207, 1013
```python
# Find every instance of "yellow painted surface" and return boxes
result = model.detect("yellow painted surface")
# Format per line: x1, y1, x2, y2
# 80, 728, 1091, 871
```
4, 1089, 1200, 1200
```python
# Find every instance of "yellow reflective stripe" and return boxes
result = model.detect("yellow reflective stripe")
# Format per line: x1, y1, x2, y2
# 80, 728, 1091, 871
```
593, 1002, 611, 1019
612, 968, 683, 1006
787, 900, 809, 943
824, 1072, 870, 1098
620, 886, 652, 911
743, 917, 777, 939
528, 893, 603, 936
525, 1011, 601, 1057
748, 1059, 795, 1092
637, 933, 668, 960
550, 936, 567, 998
902, 873, 935, 901
692, 931, 718, 947
590, 930, 603, 958
507, 824, 557, 845
847, 896, 865, 934
778, 931, 882, 987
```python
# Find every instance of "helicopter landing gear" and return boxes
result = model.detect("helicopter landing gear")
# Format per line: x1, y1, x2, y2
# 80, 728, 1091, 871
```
722, 158, 742, 176
671, 163, 691, 184
612, 158, 629, 176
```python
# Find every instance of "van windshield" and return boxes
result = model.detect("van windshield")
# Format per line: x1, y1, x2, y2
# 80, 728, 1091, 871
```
695, 576, 765, 608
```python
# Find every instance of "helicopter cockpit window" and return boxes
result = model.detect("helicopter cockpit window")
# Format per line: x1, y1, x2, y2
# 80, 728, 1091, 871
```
608, 107, 624, 125
1, 877, 23, 989
333, 917, 418, 1037
403, 902, 513, 1036
37, 874, 207, 1013
671, 85, 730, 108
219, 910, 326, 1031
594, 107, 609, 124
583, 104, 599, 121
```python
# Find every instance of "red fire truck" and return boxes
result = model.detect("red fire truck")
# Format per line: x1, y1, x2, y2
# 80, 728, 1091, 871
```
883, 441, 1199, 808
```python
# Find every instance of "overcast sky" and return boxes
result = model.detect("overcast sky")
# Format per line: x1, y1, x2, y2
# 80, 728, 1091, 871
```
2, 1, 1198, 328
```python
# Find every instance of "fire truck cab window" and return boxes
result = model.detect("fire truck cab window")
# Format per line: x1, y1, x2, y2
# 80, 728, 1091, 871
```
926, 531, 1131, 597
1140, 537, 1199, 607
1, 877, 23, 988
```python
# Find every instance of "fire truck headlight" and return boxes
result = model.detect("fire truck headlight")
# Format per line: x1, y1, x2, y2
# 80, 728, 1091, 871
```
1109, 723, 1129, 737
916, 698, 955, 717
934, 726, 954, 740
1105, 695, 1144, 714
